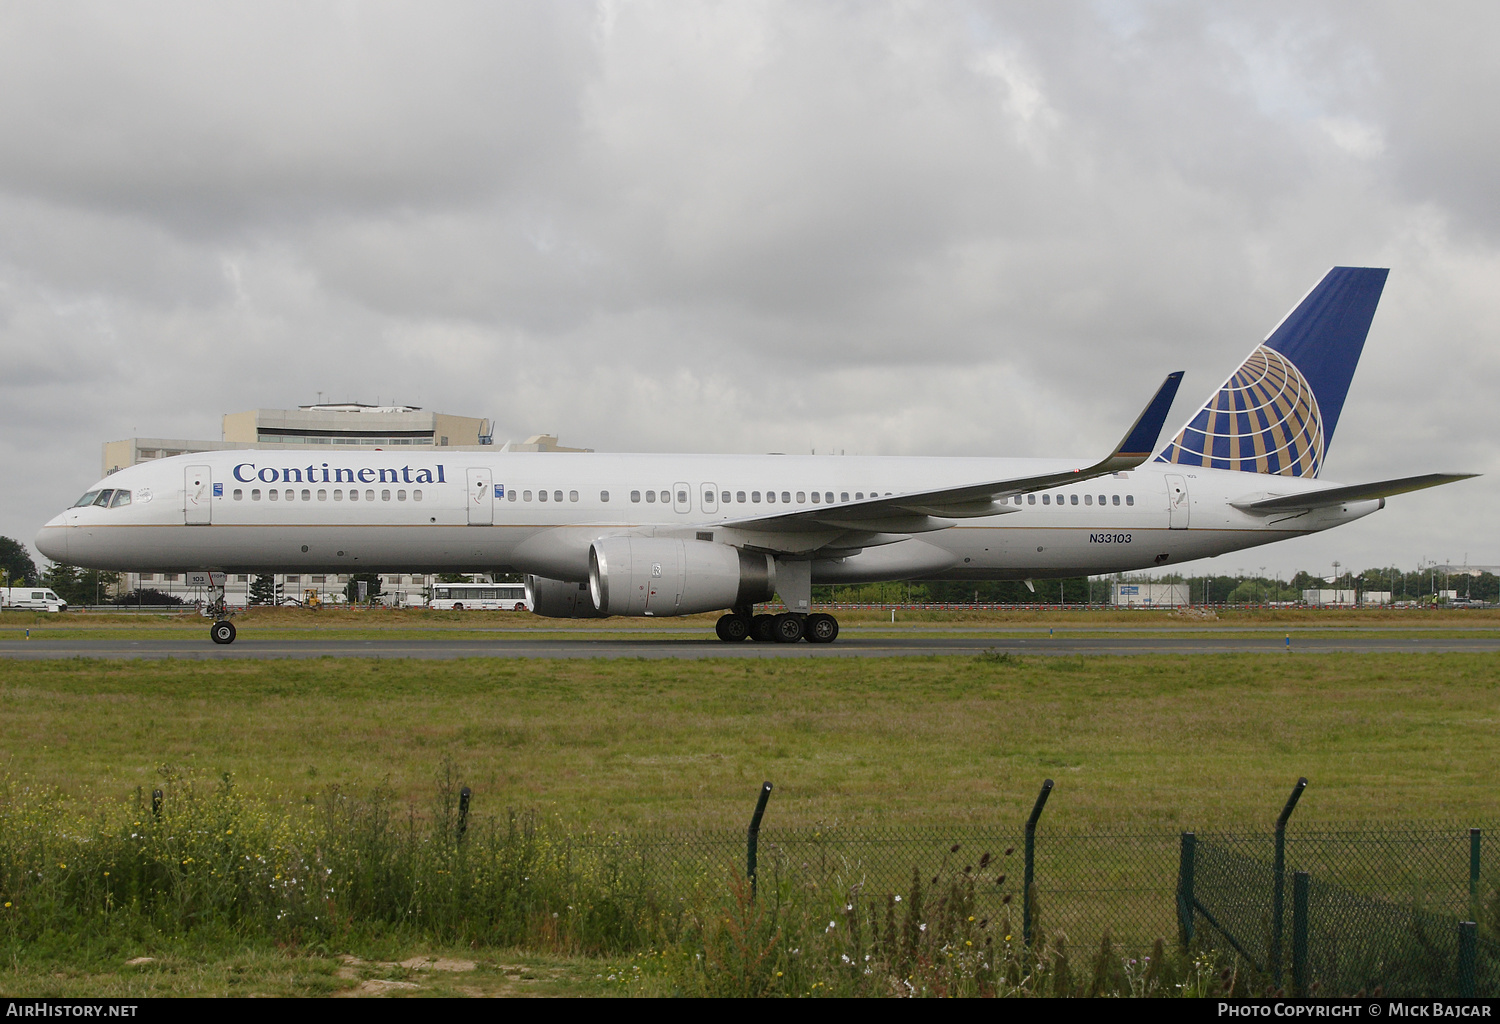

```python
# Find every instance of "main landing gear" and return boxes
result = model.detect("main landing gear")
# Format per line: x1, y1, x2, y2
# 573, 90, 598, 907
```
715, 610, 839, 644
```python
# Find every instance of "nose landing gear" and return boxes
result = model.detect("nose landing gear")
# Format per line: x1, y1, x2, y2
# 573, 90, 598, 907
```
197, 571, 237, 645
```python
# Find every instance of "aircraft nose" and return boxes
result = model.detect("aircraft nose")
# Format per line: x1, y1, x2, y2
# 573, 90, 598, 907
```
35, 521, 68, 562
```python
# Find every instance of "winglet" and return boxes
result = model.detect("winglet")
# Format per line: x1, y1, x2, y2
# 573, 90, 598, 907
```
1103, 372, 1184, 471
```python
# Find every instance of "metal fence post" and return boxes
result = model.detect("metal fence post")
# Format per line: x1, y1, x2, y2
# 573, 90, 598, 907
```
457, 786, 471, 844
1458, 921, 1477, 998
747, 781, 772, 897
1177, 832, 1197, 950
1470, 828, 1481, 925
1023, 778, 1054, 949
1291, 871, 1310, 997
1272, 777, 1308, 984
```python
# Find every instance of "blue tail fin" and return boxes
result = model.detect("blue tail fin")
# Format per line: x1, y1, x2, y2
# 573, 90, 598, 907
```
1154, 267, 1388, 477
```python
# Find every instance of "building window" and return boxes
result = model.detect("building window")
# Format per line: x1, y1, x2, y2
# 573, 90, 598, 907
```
235, 575, 248, 582
312, 575, 325, 583
140, 573, 155, 582
440, 436, 449, 446
163, 573, 178, 582
287, 575, 301, 584
233, 489, 243, 500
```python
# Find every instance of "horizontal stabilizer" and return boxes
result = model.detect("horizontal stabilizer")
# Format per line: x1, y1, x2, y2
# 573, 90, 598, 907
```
1231, 473, 1477, 513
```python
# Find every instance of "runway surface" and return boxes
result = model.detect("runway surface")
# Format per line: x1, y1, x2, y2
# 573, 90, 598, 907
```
4, 632, 1500, 659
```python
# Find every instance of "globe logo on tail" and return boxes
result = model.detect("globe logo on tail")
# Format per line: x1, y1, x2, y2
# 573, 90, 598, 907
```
1156, 346, 1325, 477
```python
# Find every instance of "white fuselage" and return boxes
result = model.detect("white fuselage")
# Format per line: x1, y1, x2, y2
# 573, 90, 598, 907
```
35, 450, 1379, 586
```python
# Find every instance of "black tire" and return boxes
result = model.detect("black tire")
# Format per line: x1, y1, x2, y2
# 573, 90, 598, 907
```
715, 614, 751, 642
210, 620, 237, 645
514, 602, 526, 612
805, 613, 839, 644
773, 613, 804, 643
452, 603, 464, 611
750, 614, 776, 642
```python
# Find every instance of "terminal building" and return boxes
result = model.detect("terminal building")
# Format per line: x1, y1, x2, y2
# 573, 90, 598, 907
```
99, 402, 590, 605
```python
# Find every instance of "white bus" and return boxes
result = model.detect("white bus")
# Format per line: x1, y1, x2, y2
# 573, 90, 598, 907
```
429, 582, 532, 612
1, 587, 68, 612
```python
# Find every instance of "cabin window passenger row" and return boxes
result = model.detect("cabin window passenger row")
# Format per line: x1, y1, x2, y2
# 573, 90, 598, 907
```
601, 490, 610, 502
630, 490, 640, 502
234, 489, 243, 500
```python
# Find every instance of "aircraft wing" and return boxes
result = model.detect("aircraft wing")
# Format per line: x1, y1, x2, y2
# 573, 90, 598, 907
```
720, 371, 1185, 536
1230, 473, 1478, 514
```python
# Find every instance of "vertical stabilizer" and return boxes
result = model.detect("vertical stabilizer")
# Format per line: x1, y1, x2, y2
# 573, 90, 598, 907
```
1154, 267, 1387, 477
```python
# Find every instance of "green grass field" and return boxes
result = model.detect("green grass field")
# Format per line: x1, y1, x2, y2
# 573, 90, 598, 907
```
3, 649, 1497, 828
3, 618, 1498, 996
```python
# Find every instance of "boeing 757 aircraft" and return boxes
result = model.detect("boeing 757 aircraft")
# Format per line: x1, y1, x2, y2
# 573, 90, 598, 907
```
35, 267, 1473, 645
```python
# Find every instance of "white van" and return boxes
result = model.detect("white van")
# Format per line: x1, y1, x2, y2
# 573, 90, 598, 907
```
1, 587, 68, 612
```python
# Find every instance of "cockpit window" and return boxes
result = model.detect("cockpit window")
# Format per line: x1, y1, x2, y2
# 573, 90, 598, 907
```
92, 490, 115, 507
110, 490, 132, 508
73, 491, 100, 507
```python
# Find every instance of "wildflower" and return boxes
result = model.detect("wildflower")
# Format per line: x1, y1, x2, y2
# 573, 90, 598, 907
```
894, 895, 902, 902
776, 972, 782, 978
919, 923, 927, 932
965, 941, 972, 947
3, 903, 10, 908
968, 916, 974, 922
826, 920, 837, 932
104, 872, 110, 877
58, 863, 66, 869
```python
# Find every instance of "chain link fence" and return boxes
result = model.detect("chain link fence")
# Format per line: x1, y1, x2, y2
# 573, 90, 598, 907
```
582, 780, 1498, 996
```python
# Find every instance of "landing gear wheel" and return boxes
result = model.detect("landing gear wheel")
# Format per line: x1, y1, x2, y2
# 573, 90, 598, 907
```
210, 620, 237, 645
805, 613, 839, 644
750, 614, 776, 642
773, 613, 805, 643
715, 614, 751, 642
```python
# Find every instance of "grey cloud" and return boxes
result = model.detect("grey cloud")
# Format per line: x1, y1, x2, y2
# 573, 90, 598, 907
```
0, 1, 1496, 576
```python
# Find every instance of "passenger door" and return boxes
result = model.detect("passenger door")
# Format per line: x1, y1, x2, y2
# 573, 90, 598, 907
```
700, 482, 719, 514
1165, 474, 1190, 530
467, 467, 493, 526
184, 465, 212, 525
672, 481, 691, 514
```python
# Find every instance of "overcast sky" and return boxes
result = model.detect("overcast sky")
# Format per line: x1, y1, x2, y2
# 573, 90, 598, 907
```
2, 1, 1495, 578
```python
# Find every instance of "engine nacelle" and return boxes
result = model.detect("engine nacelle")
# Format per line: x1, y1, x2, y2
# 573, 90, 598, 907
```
525, 575, 607, 618
589, 538, 775, 617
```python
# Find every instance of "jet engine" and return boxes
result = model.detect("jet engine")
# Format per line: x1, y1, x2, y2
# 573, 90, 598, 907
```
525, 576, 607, 618
588, 538, 775, 617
